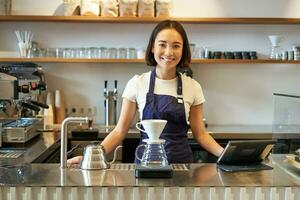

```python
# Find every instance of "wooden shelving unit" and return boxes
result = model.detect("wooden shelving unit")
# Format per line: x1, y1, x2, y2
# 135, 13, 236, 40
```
1, 16, 300, 24
0, 58, 143, 63
0, 57, 299, 64
1, 16, 300, 65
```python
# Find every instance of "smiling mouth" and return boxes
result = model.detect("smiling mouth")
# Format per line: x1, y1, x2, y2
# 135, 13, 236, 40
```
161, 57, 175, 62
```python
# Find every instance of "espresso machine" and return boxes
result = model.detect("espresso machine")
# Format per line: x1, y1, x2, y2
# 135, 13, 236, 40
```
0, 63, 48, 144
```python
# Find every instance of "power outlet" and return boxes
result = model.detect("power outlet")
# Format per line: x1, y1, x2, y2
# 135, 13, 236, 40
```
66, 106, 97, 117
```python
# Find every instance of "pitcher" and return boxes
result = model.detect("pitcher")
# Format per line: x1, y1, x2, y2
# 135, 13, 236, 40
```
135, 139, 168, 168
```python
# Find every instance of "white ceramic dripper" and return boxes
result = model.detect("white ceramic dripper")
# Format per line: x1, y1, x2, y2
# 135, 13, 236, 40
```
136, 119, 167, 141
268, 35, 282, 47
268, 35, 283, 59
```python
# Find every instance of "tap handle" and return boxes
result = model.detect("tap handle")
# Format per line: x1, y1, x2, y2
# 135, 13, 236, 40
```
104, 80, 107, 89
104, 80, 108, 96
114, 80, 117, 95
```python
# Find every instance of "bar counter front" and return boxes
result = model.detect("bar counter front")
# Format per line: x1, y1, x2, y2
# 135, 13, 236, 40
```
0, 155, 299, 200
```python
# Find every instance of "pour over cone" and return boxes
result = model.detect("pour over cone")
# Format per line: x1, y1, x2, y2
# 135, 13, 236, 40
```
139, 119, 167, 141
268, 35, 282, 47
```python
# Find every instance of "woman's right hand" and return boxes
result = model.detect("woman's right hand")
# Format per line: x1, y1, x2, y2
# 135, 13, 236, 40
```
67, 156, 83, 167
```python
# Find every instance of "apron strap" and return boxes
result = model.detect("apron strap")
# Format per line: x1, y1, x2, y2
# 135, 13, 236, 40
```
149, 69, 184, 104
148, 69, 156, 94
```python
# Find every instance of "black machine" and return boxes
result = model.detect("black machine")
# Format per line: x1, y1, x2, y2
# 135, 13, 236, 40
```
135, 164, 173, 178
217, 140, 276, 172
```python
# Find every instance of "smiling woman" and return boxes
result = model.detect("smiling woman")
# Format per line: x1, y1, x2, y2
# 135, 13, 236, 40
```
68, 20, 224, 166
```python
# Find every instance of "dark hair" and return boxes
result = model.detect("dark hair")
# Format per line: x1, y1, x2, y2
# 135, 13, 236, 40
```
145, 20, 191, 68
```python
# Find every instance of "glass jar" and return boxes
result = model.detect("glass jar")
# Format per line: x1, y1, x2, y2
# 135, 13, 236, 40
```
99, 47, 108, 58
118, 48, 127, 59
137, 49, 145, 59
90, 47, 98, 58
46, 48, 56, 57
0, 0, 12, 15
108, 48, 117, 59
127, 48, 137, 59
38, 48, 46, 57
27, 41, 39, 58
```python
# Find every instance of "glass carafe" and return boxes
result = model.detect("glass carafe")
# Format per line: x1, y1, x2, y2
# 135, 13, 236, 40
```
135, 139, 168, 168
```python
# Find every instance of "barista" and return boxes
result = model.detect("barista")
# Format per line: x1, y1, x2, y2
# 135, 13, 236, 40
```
68, 20, 224, 165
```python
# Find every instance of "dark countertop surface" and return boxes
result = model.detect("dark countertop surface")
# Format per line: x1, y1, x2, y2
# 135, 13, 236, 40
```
0, 154, 299, 187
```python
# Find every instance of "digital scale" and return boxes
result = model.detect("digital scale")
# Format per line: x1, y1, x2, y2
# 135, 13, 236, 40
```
135, 164, 173, 178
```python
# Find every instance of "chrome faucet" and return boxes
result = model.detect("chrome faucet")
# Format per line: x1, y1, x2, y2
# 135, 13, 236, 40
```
60, 117, 89, 168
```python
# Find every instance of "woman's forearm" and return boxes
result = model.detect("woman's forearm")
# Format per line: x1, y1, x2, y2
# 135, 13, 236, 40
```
197, 132, 224, 157
100, 128, 127, 154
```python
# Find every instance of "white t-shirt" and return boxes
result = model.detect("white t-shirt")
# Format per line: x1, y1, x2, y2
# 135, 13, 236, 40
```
122, 71, 205, 122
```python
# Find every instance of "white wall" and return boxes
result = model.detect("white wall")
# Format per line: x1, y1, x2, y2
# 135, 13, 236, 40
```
2, 0, 300, 125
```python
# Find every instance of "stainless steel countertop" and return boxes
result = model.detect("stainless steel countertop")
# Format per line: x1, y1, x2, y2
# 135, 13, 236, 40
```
0, 154, 299, 187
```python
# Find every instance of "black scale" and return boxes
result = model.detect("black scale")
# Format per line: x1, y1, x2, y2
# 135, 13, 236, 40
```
135, 164, 173, 178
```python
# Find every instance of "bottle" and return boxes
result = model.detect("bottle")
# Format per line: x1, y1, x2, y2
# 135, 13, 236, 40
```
55, 90, 66, 124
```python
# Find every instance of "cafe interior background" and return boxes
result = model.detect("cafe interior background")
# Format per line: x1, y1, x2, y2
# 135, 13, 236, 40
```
1, 0, 300, 126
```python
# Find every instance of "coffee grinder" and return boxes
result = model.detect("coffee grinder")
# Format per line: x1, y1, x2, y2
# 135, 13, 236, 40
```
135, 119, 173, 178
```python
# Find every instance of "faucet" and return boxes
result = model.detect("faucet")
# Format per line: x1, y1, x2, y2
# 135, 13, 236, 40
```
60, 117, 89, 168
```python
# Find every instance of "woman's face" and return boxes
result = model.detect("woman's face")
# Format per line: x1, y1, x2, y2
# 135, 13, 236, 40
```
152, 28, 183, 71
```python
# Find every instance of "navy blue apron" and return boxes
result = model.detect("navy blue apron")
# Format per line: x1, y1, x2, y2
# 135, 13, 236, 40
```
136, 69, 194, 163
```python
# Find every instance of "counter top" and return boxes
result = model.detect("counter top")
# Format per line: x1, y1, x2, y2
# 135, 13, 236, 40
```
0, 154, 299, 187
0, 132, 60, 166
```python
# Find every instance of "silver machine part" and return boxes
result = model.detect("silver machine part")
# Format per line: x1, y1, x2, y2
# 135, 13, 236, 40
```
0, 72, 17, 100
1, 118, 42, 143
105, 91, 117, 126
0, 63, 47, 144
104, 80, 117, 126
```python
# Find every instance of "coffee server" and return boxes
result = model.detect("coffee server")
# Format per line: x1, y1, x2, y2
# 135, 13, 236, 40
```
0, 62, 48, 144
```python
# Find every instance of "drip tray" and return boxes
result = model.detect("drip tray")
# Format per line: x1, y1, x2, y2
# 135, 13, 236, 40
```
0, 150, 25, 158
110, 164, 135, 170
172, 164, 189, 171
110, 163, 188, 171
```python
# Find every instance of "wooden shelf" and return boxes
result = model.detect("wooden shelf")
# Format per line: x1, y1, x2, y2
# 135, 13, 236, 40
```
1, 57, 300, 64
0, 58, 144, 63
1, 16, 300, 24
192, 59, 300, 64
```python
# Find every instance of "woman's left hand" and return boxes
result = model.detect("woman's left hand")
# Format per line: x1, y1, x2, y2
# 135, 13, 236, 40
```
67, 156, 83, 167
